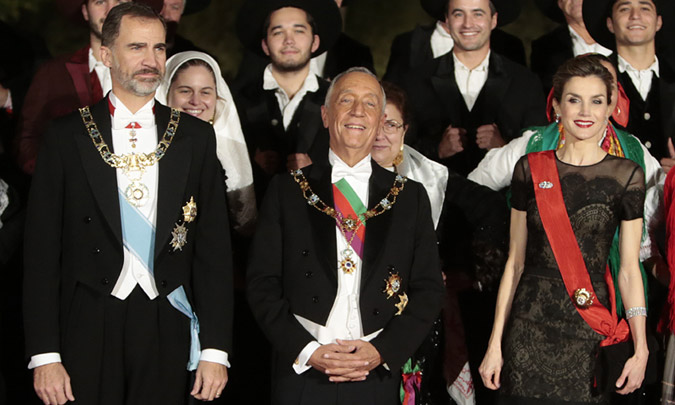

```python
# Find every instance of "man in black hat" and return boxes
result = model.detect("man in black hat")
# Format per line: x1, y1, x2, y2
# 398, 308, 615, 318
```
233, 0, 375, 88
15, 0, 162, 175
401, 0, 547, 176
159, 0, 210, 57
233, 0, 342, 202
531, 0, 613, 91
383, 0, 526, 86
584, 0, 675, 169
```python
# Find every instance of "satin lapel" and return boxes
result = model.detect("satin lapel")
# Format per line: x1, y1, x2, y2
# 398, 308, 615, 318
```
307, 162, 338, 284
76, 98, 122, 245
362, 161, 394, 286
154, 105, 192, 259
477, 53, 511, 124
66, 60, 92, 106
430, 54, 462, 124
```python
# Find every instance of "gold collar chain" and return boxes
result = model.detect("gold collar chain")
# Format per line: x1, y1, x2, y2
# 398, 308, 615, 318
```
79, 105, 180, 172
291, 168, 407, 234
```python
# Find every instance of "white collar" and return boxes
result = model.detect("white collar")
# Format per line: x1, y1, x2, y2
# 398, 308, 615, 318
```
328, 149, 372, 180
617, 54, 660, 78
262, 64, 319, 94
453, 50, 491, 72
88, 47, 105, 73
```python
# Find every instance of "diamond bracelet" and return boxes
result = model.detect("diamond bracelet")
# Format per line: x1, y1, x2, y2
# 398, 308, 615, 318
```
626, 306, 647, 320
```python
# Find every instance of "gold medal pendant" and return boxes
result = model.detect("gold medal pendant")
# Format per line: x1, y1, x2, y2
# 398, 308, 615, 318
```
125, 182, 149, 207
339, 248, 356, 274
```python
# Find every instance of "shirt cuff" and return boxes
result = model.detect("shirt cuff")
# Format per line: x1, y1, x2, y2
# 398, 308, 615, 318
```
293, 341, 321, 374
28, 352, 62, 369
200, 348, 230, 368
2, 89, 12, 111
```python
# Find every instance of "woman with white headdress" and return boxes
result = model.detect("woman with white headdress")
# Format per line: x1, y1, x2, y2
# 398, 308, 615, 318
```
157, 51, 256, 234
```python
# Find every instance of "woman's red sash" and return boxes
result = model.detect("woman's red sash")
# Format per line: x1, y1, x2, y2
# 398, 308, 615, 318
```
528, 151, 630, 347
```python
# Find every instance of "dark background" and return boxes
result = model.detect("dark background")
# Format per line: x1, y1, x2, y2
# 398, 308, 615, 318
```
0, 0, 559, 80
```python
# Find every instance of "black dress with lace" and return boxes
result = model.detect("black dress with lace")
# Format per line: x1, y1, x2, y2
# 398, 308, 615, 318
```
499, 153, 645, 405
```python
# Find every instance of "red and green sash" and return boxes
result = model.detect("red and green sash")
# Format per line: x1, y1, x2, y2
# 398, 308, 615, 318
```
333, 178, 366, 259
528, 150, 630, 346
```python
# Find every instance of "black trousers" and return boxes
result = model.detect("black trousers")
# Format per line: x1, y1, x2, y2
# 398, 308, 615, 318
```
63, 285, 191, 405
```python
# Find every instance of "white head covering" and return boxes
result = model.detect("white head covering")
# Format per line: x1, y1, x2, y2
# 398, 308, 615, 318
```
157, 51, 253, 193
157, 51, 256, 233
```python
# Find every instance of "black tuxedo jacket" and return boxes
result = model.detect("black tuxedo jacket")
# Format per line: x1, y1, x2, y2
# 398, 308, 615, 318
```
530, 25, 575, 91
233, 75, 330, 199
402, 51, 547, 175
383, 24, 527, 86
23, 99, 233, 364
247, 160, 444, 375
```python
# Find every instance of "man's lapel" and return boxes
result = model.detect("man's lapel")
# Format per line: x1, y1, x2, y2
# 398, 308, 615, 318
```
430, 53, 463, 124
477, 52, 511, 124
361, 161, 394, 285
75, 97, 123, 245
294, 88, 324, 153
306, 162, 338, 284
154, 105, 192, 259
659, 60, 675, 142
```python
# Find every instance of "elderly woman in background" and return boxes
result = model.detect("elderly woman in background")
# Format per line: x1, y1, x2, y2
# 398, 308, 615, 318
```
479, 56, 648, 404
157, 51, 256, 235
373, 81, 509, 405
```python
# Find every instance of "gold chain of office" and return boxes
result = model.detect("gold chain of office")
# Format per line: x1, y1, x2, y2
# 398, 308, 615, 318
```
290, 168, 408, 234
78, 105, 180, 171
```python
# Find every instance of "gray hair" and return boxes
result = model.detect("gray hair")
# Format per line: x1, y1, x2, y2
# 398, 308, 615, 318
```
324, 67, 386, 114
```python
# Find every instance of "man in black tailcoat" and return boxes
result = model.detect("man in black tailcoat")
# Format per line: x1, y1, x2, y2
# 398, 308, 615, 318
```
402, 0, 546, 176
383, 0, 526, 86
247, 67, 444, 405
23, 3, 232, 404
233, 0, 342, 202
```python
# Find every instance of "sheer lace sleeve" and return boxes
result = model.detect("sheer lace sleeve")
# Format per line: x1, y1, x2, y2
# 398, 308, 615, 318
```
511, 155, 530, 212
621, 164, 645, 221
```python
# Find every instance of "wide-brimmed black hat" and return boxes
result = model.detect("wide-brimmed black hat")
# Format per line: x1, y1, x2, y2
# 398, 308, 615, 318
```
236, 0, 342, 57
183, 0, 210, 15
583, 0, 665, 51
56, 0, 164, 25
420, 0, 521, 27
534, 0, 565, 24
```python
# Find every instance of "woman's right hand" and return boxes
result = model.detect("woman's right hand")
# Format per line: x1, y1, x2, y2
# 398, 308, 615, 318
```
479, 346, 503, 390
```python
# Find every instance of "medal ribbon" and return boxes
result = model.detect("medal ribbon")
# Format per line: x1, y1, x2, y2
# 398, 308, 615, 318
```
528, 151, 630, 347
333, 178, 366, 259
118, 189, 156, 274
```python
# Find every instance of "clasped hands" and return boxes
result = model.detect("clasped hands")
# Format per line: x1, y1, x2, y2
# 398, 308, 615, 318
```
308, 339, 382, 383
438, 123, 505, 159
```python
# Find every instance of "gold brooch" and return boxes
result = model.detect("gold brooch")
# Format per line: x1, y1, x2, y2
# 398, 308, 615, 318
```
395, 293, 408, 316
574, 288, 594, 309
170, 223, 188, 251
383, 272, 402, 299
182, 197, 197, 223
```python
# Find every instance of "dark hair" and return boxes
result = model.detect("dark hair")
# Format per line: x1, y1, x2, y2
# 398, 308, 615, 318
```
170, 59, 216, 87
607, 0, 661, 18
445, 0, 496, 19
262, 7, 318, 39
552, 54, 614, 105
101, 2, 166, 48
381, 81, 412, 126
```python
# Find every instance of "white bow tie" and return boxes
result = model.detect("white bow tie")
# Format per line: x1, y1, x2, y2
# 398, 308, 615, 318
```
112, 108, 155, 131
331, 159, 371, 185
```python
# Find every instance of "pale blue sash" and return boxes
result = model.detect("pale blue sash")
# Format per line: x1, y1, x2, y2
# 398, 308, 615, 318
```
118, 190, 155, 273
167, 285, 201, 371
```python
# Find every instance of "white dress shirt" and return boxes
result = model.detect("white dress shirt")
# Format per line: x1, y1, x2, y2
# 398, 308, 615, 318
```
292, 150, 383, 374
88, 48, 112, 97
29, 92, 229, 369
453, 51, 490, 111
569, 25, 612, 57
430, 21, 455, 59
310, 51, 328, 78
618, 55, 660, 101
263, 65, 320, 130
467, 127, 665, 262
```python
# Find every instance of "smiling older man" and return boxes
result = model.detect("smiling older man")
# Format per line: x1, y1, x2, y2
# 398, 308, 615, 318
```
247, 67, 444, 405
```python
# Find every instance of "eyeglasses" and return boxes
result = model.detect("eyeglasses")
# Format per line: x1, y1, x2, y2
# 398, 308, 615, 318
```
382, 119, 404, 134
